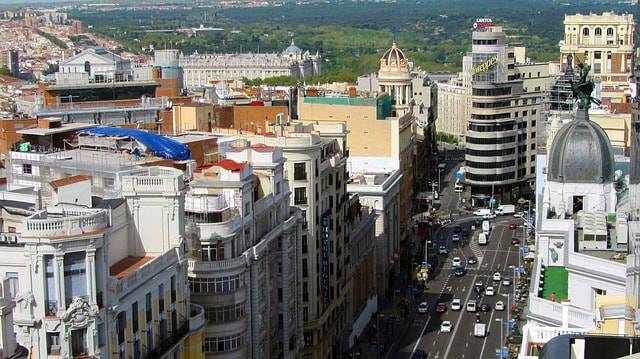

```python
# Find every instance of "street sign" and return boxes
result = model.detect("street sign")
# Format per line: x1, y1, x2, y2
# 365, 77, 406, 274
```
503, 322, 515, 329
519, 266, 526, 274
522, 247, 529, 254
495, 348, 509, 357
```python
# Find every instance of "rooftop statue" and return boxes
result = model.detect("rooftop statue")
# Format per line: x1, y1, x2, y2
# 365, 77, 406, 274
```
570, 62, 601, 110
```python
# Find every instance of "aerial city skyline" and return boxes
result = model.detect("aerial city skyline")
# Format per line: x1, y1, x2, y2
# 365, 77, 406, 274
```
0, 1, 638, 359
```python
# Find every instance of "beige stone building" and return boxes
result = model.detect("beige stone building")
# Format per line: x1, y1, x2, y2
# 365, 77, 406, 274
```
560, 12, 635, 88
170, 103, 214, 134
436, 77, 469, 141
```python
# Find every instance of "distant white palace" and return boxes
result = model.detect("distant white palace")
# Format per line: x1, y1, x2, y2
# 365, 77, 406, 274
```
179, 41, 322, 89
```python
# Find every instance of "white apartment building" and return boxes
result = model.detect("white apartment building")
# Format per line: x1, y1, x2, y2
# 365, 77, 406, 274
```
179, 41, 321, 89
0, 167, 205, 359
522, 108, 640, 356
436, 77, 469, 141
185, 145, 304, 359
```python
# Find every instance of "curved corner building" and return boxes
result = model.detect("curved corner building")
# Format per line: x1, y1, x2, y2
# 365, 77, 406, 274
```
463, 25, 542, 204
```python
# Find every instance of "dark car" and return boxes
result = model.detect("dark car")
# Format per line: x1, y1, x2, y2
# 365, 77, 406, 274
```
474, 282, 484, 293
454, 266, 466, 277
480, 303, 491, 312
467, 256, 478, 265
412, 349, 427, 359
462, 228, 470, 237
435, 303, 447, 313
453, 225, 462, 234
511, 238, 520, 245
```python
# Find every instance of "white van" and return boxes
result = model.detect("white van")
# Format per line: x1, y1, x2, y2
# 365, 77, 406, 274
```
482, 220, 491, 234
473, 208, 492, 217
478, 233, 488, 245
495, 204, 515, 215
466, 300, 477, 312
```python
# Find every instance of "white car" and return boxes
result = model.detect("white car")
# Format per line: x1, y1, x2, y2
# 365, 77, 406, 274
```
514, 212, 525, 218
440, 321, 452, 333
466, 300, 477, 312
451, 299, 461, 311
483, 214, 496, 220
495, 301, 505, 311
418, 302, 429, 314
452, 257, 462, 267
492, 272, 502, 281
485, 286, 495, 296
502, 278, 512, 286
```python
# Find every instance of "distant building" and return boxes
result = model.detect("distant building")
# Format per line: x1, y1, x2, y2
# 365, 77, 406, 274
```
436, 75, 469, 141
179, 41, 321, 89
560, 12, 635, 93
71, 20, 83, 35
0, 49, 19, 75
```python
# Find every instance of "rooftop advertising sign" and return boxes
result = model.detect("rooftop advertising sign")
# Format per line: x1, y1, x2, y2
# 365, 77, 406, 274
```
473, 18, 496, 29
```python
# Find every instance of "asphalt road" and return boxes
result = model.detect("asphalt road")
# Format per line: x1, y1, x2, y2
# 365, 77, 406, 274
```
398, 216, 522, 359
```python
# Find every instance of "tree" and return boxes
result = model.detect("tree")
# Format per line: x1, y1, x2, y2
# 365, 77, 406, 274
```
0, 67, 10, 76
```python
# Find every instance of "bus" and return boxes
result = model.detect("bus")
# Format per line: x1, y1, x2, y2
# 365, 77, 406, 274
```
454, 183, 464, 193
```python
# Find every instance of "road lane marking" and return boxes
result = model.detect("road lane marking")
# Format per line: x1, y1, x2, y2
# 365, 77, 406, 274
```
409, 272, 453, 357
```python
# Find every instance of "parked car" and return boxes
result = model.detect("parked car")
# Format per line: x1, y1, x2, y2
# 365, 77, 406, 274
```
509, 223, 517, 230
495, 301, 505, 311
492, 272, 502, 281
502, 278, 512, 286
435, 303, 447, 313
479, 303, 491, 312
418, 302, 429, 314
412, 350, 427, 359
467, 256, 478, 264
485, 286, 495, 296
439, 246, 448, 255
452, 257, 462, 267
451, 299, 462, 311
440, 320, 452, 333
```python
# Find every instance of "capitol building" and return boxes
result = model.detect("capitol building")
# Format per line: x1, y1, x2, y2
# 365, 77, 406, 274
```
179, 41, 322, 89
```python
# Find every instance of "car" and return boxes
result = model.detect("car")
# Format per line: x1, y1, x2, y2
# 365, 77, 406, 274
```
462, 229, 470, 237
418, 302, 429, 314
514, 212, 525, 218
474, 282, 484, 293
485, 286, 495, 296
435, 303, 447, 313
453, 225, 462, 234
454, 266, 466, 277
452, 233, 460, 242
483, 213, 496, 220
452, 257, 462, 267
479, 303, 491, 312
412, 350, 427, 359
440, 320, 452, 333
451, 299, 462, 311
509, 223, 517, 230
511, 238, 520, 245
502, 278, 512, 286
495, 301, 505, 311
467, 256, 478, 264
492, 272, 502, 281
438, 245, 448, 255
466, 300, 477, 312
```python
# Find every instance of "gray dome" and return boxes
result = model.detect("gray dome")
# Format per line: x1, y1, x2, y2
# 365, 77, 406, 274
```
284, 40, 302, 55
548, 110, 614, 183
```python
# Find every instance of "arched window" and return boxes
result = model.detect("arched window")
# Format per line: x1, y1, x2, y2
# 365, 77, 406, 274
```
84, 61, 91, 74
607, 27, 614, 36
595, 27, 602, 36
582, 27, 590, 36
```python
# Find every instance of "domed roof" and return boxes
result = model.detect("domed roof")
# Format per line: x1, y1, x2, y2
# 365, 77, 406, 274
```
380, 42, 408, 72
548, 110, 615, 183
284, 40, 302, 55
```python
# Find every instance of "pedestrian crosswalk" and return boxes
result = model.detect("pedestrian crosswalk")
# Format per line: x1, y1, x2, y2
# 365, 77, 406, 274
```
469, 236, 484, 264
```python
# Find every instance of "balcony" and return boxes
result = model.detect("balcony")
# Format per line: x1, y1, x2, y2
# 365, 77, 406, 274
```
567, 251, 626, 283
254, 193, 274, 215
527, 296, 595, 329
114, 249, 180, 297
196, 213, 242, 240
25, 209, 109, 238
189, 304, 207, 332
121, 167, 185, 195
185, 194, 229, 213
187, 256, 247, 272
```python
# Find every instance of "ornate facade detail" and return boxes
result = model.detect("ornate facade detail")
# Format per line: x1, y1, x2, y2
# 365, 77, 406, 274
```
60, 297, 98, 329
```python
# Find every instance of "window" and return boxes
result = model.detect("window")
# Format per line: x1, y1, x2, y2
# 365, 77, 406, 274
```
47, 332, 61, 355
294, 163, 307, 181
22, 164, 32, 174
202, 335, 244, 353
189, 275, 244, 294
117, 312, 126, 359
132, 302, 139, 333
98, 323, 105, 348
244, 202, 250, 216
64, 252, 86, 306
71, 328, 88, 357
294, 187, 307, 205
201, 244, 217, 262
204, 303, 246, 324
582, 27, 589, 36
302, 234, 308, 254
145, 293, 152, 322
171, 276, 176, 303
103, 177, 115, 188
45, 255, 56, 316
607, 27, 614, 36
302, 258, 308, 278
158, 284, 165, 313
595, 27, 602, 36
276, 182, 281, 195
5, 272, 18, 298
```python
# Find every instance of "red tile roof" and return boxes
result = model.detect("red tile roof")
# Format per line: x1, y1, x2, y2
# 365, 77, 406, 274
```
49, 175, 90, 189
215, 159, 245, 171
110, 256, 155, 279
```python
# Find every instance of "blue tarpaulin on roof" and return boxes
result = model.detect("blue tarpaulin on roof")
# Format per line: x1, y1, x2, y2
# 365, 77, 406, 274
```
79, 127, 191, 161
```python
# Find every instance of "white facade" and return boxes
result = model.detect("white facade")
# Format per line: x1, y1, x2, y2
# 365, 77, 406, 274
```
59, 47, 132, 83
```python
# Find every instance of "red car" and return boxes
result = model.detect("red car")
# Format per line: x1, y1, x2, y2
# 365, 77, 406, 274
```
511, 238, 520, 245
509, 223, 517, 230
435, 303, 447, 313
